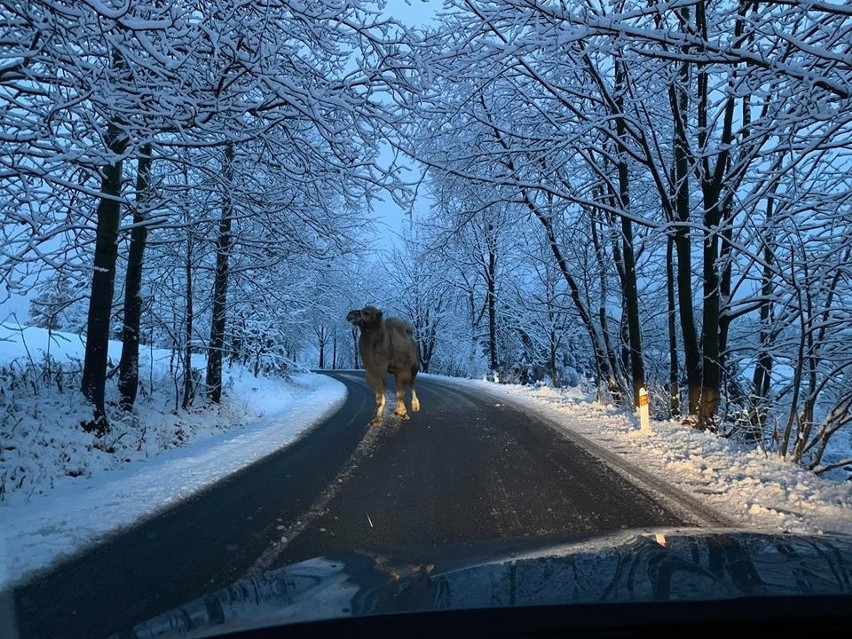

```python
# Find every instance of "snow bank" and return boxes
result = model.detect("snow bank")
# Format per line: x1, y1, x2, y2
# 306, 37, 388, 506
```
0, 325, 347, 589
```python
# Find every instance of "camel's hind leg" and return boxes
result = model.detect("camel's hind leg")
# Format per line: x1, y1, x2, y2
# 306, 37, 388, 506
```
410, 365, 420, 412
393, 370, 411, 420
366, 371, 385, 426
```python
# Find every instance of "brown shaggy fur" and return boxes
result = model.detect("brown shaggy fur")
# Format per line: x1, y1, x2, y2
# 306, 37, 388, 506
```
346, 305, 420, 425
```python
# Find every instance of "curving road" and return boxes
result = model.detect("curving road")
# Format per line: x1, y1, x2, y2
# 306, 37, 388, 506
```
10, 371, 723, 639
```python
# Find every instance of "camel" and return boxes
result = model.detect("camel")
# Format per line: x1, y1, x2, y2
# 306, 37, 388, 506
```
346, 305, 421, 425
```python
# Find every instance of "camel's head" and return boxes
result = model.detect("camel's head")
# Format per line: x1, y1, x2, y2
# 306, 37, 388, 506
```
346, 305, 382, 330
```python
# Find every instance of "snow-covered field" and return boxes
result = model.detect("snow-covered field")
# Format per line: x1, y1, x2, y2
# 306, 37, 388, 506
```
429, 375, 852, 538
0, 324, 346, 589
1, 324, 850, 593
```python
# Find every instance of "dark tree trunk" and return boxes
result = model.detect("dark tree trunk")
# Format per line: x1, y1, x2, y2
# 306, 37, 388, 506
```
749, 182, 780, 438
666, 235, 681, 417
699, 224, 722, 430
118, 144, 153, 411
418, 339, 430, 374
318, 326, 326, 369
486, 222, 498, 374
695, 0, 744, 431
182, 224, 194, 410
206, 143, 235, 403
417, 315, 437, 374
674, 226, 701, 417
619, 218, 645, 408
81, 120, 127, 433
619, 311, 630, 385
591, 210, 625, 400
614, 56, 645, 410
351, 327, 360, 368
717, 231, 734, 367
668, 31, 702, 418
718, 0, 755, 386
604, 207, 629, 393
423, 325, 436, 373
549, 324, 560, 388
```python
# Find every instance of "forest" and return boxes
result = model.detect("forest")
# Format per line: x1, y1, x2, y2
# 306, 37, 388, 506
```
1, 0, 850, 474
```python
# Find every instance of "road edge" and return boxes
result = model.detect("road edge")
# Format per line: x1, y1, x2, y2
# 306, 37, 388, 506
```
425, 376, 734, 529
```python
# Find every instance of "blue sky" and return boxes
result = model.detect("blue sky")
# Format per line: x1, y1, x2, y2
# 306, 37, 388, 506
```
385, 0, 440, 26
370, 1, 440, 250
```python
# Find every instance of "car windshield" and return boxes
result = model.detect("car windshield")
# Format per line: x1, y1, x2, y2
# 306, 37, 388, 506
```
1, 1, 851, 638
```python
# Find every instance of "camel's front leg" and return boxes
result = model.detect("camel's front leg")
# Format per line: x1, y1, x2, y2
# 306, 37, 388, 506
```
366, 371, 385, 426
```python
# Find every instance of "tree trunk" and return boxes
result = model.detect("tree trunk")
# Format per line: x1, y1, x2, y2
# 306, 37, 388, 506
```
749, 195, 776, 439
619, 197, 644, 409
666, 235, 681, 417
591, 210, 625, 400
613, 56, 645, 410
418, 322, 436, 374
81, 120, 127, 433
674, 226, 701, 417
696, 0, 738, 431
717, 222, 734, 367
662, 4, 703, 419
549, 325, 560, 388
486, 223, 499, 374
206, 143, 235, 403
118, 144, 153, 411
182, 221, 194, 410
698, 225, 722, 430
669, 49, 702, 417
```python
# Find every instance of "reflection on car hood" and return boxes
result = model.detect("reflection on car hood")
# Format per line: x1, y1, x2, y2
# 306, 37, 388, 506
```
115, 527, 852, 638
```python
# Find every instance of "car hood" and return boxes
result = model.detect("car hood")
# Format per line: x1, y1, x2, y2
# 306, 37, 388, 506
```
115, 527, 852, 638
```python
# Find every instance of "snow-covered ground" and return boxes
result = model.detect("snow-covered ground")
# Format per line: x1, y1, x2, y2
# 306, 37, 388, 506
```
428, 374, 852, 538
0, 324, 346, 590
1, 325, 850, 593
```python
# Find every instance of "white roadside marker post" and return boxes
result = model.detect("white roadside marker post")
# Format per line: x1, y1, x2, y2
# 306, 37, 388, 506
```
639, 387, 652, 436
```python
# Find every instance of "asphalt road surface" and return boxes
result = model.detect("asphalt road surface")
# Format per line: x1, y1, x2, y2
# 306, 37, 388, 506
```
10, 372, 724, 639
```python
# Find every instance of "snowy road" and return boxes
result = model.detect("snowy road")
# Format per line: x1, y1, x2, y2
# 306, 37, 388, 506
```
13, 372, 719, 639
253, 372, 723, 575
